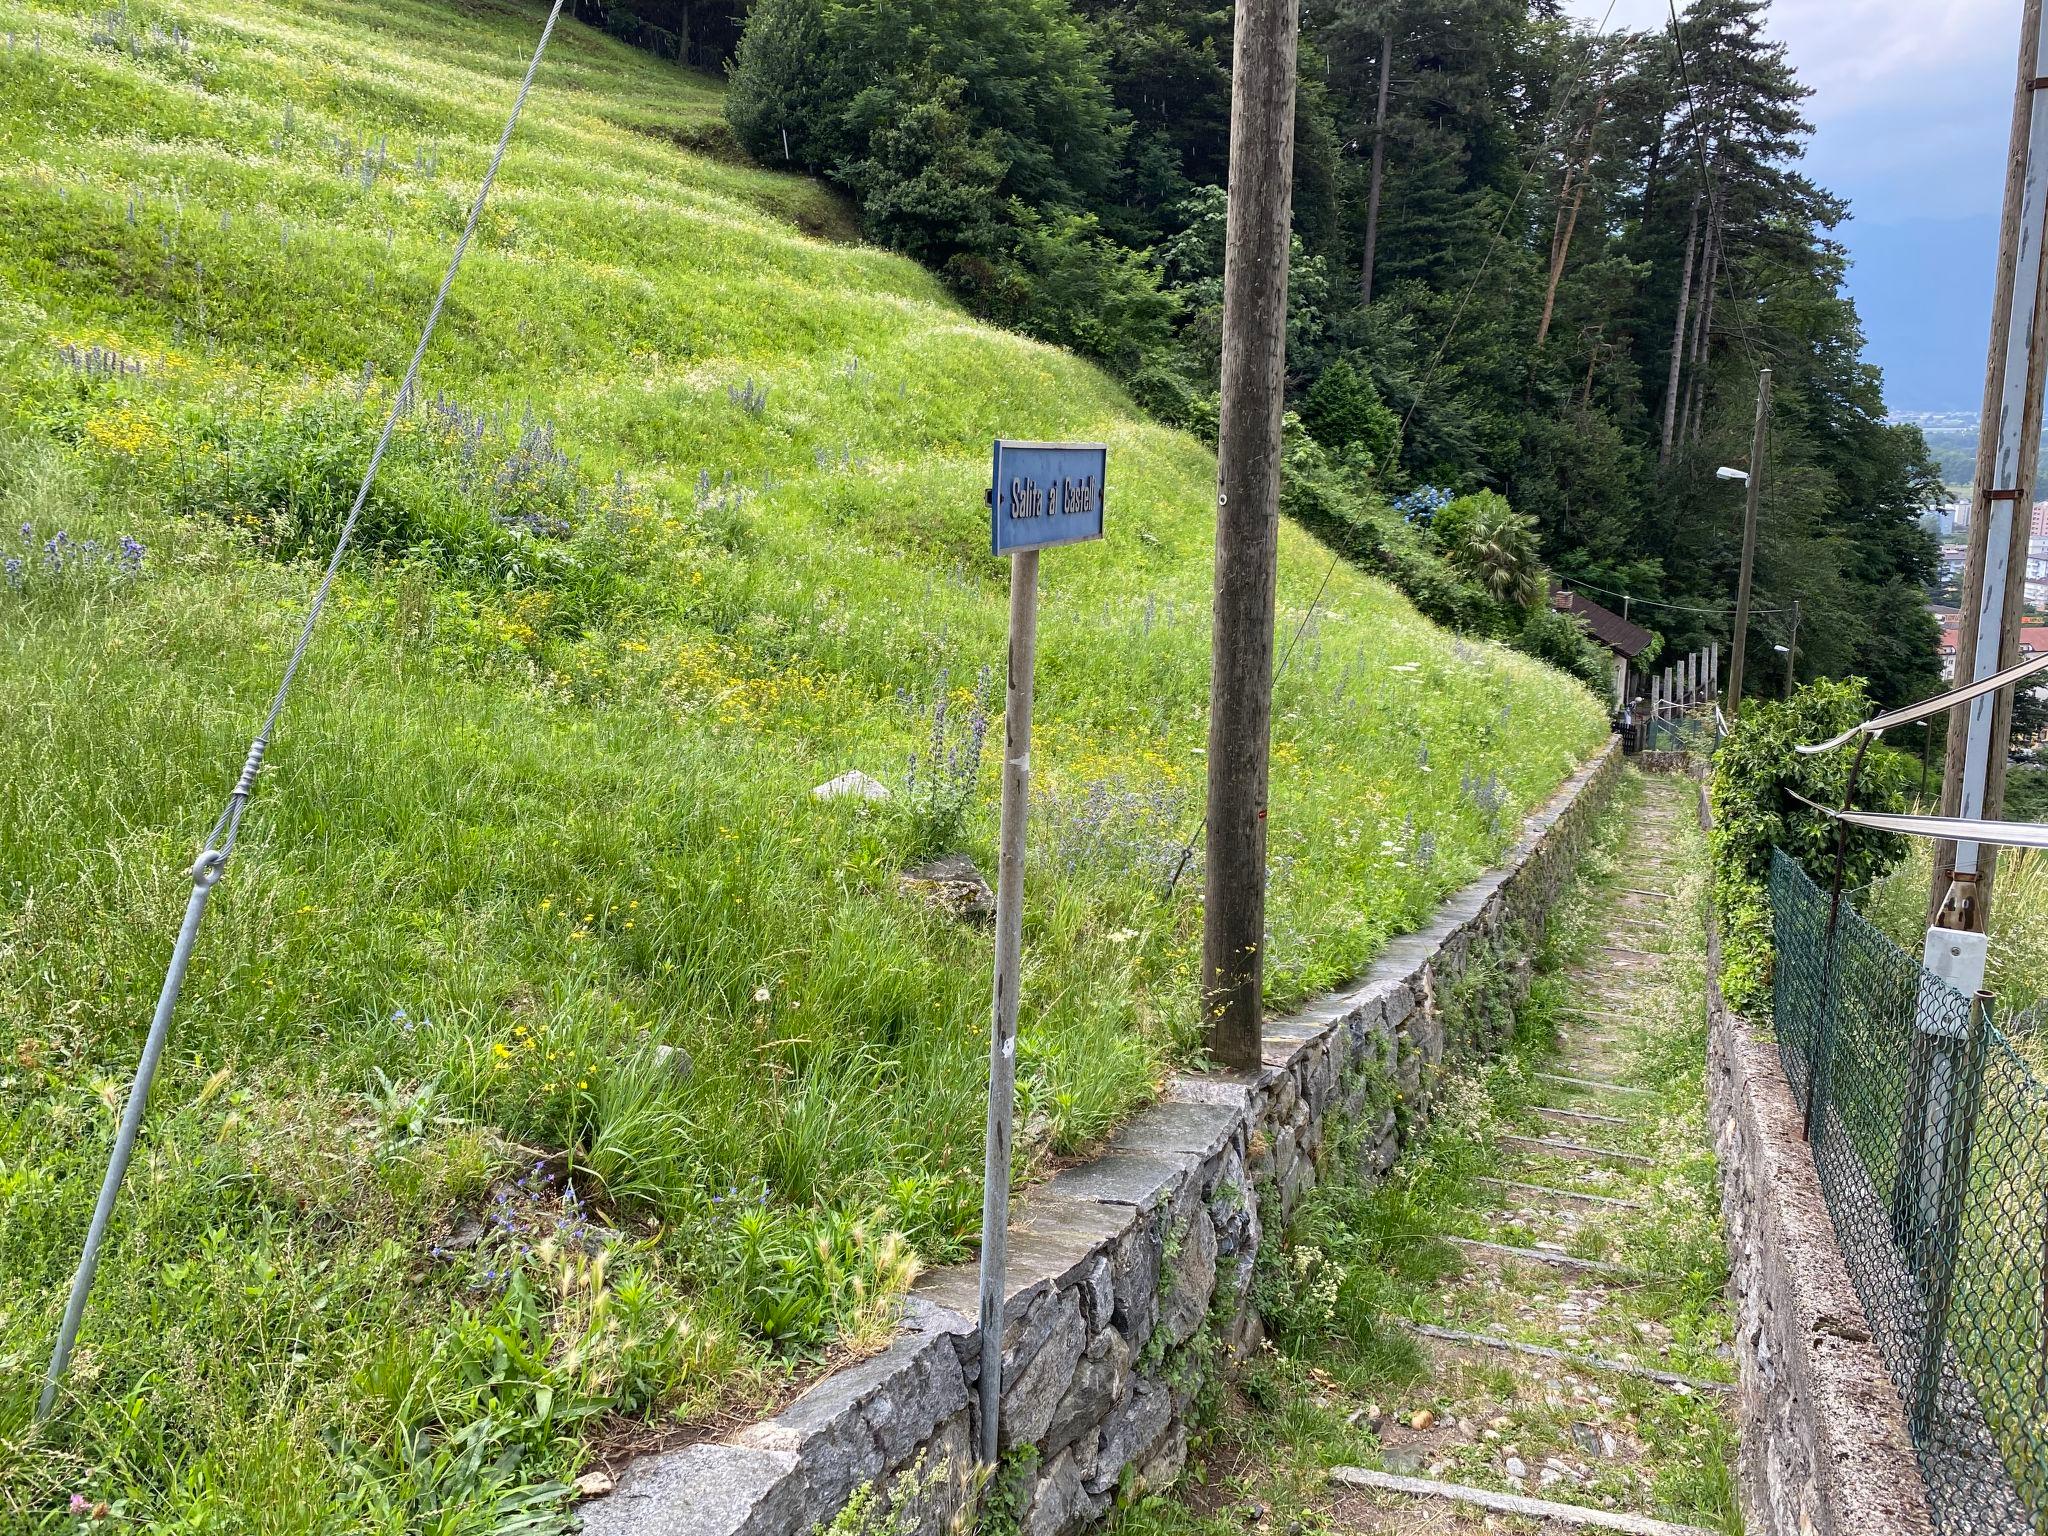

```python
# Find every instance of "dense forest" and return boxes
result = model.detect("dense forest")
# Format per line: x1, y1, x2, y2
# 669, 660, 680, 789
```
586, 0, 1943, 706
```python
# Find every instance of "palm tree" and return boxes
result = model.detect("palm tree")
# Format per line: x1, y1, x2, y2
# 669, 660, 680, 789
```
1439, 491, 1544, 610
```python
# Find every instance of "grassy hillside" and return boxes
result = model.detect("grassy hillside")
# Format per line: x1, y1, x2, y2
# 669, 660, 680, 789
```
0, 0, 1606, 1526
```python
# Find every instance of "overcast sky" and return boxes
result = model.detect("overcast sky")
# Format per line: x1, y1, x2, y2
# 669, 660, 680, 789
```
1564, 0, 2016, 222
1562, 0, 2023, 409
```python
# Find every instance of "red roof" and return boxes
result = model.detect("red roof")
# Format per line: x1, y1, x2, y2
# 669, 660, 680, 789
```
1551, 589, 1654, 659
1939, 621, 2048, 652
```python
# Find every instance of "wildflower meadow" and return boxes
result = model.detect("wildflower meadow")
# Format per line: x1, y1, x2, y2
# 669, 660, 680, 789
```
0, 0, 1608, 1526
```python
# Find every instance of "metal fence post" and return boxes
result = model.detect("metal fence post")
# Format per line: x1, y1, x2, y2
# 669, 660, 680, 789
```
1912, 990, 1992, 1438
1892, 928, 1990, 1271
1806, 734, 1874, 1143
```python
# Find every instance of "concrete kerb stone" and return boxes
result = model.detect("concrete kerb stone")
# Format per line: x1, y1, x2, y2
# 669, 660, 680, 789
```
581, 738, 1625, 1536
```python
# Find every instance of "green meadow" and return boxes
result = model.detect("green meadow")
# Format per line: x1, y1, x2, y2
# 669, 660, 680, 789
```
0, 0, 1606, 1526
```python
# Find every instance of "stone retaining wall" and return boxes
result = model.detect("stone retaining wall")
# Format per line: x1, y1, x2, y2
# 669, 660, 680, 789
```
1690, 777, 1935, 1536
586, 738, 1624, 1536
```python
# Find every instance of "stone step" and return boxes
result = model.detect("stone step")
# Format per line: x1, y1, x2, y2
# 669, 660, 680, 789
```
1476, 1177, 1643, 1213
1536, 1073, 1654, 1099
1501, 1133, 1653, 1169
1448, 1236, 1635, 1280
1535, 1105, 1632, 1130
1402, 1322, 1732, 1396
1328, 1466, 1721, 1536
1559, 1008, 1640, 1026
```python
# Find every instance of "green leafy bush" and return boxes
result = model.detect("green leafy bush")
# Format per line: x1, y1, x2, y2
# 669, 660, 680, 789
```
1517, 602, 1613, 695
1707, 679, 1909, 1011
1434, 490, 1543, 611
1301, 359, 1402, 483
954, 205, 1180, 376
725, 0, 1119, 265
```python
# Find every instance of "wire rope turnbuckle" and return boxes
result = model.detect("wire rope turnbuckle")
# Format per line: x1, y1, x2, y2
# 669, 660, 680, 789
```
202, 736, 269, 868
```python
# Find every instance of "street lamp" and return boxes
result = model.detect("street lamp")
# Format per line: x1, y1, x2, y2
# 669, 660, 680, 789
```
1774, 643, 1794, 700
1716, 466, 1750, 484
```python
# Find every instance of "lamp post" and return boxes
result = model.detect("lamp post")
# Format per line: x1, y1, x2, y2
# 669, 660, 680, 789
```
1720, 370, 1774, 718
1774, 643, 1793, 700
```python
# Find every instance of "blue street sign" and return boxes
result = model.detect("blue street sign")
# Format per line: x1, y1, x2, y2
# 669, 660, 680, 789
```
990, 440, 1107, 556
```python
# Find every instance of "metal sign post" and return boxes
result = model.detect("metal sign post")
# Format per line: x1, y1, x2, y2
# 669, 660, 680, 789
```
976, 440, 1105, 1466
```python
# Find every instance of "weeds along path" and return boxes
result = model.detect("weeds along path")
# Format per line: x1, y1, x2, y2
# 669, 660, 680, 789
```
1110, 772, 1740, 1536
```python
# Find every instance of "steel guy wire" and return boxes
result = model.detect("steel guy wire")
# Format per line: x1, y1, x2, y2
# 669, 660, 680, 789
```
38, 0, 567, 1422
206, 0, 566, 866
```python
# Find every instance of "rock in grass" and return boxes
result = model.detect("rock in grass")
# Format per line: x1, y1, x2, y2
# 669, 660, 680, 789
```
898, 854, 995, 923
812, 769, 890, 802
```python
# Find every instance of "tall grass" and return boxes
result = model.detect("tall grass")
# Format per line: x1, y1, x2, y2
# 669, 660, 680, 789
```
1867, 843, 2048, 1022
0, 0, 1607, 1525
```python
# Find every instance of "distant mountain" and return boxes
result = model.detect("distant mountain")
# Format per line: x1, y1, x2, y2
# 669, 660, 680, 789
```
1900, 419, 2048, 489
1846, 214, 1999, 416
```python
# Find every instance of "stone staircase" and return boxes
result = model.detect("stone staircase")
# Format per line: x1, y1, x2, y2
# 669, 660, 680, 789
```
1326, 779, 1736, 1536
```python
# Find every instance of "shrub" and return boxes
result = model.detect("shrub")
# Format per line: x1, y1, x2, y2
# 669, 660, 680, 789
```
958, 206, 1180, 376
725, 0, 1120, 264
1434, 490, 1543, 612
1707, 679, 1910, 1011
1279, 428, 1492, 634
1517, 602, 1611, 695
1301, 358, 1402, 481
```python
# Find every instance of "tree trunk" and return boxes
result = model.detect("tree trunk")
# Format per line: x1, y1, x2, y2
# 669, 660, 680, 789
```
1660, 193, 1701, 467
1536, 105, 1601, 350
1684, 188, 1722, 447
1360, 30, 1392, 306
1205, 0, 1300, 1069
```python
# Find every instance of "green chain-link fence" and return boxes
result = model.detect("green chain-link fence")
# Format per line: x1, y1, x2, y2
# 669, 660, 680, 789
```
1646, 711, 1716, 755
1772, 849, 2046, 1532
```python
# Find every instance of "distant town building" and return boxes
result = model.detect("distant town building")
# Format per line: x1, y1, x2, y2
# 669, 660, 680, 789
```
1935, 608, 2048, 681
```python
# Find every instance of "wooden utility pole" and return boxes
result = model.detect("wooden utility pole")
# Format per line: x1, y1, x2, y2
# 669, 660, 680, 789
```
1360, 29, 1392, 306
1933, 0, 2048, 933
1205, 0, 1300, 1070
1783, 599, 1801, 699
1724, 368, 1772, 717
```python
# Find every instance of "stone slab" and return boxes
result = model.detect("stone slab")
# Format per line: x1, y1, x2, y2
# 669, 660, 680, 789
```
581, 1444, 801, 1536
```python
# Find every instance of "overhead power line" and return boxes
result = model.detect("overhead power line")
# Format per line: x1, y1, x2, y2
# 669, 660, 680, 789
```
1559, 576, 1795, 622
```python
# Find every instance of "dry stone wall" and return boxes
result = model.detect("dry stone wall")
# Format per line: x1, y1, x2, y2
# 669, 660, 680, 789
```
585, 739, 1623, 1536
1689, 777, 1936, 1536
